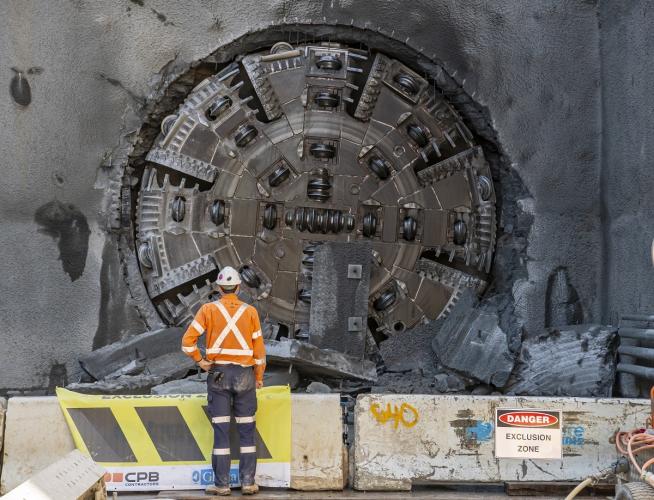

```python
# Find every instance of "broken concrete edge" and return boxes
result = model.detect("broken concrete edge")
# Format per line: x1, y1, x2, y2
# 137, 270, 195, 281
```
432, 288, 516, 388
1, 394, 344, 493
2, 450, 105, 500
68, 374, 166, 394
506, 324, 619, 397
353, 393, 650, 490
266, 338, 378, 382
78, 326, 191, 381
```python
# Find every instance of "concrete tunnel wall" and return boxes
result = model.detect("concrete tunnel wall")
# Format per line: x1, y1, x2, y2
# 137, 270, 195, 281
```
0, 0, 649, 393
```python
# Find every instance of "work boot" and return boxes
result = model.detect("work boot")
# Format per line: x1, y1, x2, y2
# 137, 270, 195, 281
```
206, 484, 231, 496
241, 483, 259, 495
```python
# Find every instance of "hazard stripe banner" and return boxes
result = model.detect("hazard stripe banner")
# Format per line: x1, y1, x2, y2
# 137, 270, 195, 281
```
56, 386, 291, 491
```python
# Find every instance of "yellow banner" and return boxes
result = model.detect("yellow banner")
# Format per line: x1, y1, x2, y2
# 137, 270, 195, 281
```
56, 386, 291, 490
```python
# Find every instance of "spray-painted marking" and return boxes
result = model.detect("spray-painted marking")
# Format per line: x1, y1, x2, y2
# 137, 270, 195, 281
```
465, 421, 494, 442
370, 402, 419, 429
562, 425, 585, 446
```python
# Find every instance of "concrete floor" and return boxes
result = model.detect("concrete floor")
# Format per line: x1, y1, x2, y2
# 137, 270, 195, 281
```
110, 485, 584, 499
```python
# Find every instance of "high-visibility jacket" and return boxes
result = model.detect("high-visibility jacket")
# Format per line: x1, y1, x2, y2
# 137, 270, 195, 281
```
181, 293, 266, 382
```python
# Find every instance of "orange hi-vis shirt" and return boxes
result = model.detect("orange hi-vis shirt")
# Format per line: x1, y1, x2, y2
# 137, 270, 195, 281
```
181, 293, 266, 382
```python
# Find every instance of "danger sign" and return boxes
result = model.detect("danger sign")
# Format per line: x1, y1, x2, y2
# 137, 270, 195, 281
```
495, 409, 562, 460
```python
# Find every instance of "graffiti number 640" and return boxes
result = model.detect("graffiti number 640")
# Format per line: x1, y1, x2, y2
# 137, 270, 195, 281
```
370, 402, 419, 429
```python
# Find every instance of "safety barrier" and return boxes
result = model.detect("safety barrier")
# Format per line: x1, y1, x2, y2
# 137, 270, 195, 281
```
0, 393, 344, 494
2, 450, 105, 500
1, 397, 76, 494
353, 394, 650, 490
291, 394, 346, 490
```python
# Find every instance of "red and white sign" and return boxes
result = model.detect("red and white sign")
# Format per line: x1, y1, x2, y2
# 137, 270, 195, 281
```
495, 409, 562, 460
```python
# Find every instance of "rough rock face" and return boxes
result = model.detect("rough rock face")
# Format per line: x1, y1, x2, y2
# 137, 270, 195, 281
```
506, 324, 618, 397
431, 289, 516, 387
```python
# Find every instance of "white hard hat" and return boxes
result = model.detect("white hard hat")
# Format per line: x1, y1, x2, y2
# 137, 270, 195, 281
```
216, 266, 242, 286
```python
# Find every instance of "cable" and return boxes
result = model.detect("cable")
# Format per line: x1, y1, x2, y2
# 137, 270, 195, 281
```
564, 477, 593, 500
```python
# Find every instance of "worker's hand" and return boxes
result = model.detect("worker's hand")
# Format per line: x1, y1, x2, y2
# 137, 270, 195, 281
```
198, 359, 212, 372
256, 380, 263, 389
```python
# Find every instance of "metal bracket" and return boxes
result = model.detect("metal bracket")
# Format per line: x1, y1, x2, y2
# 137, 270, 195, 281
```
348, 316, 363, 332
347, 264, 362, 279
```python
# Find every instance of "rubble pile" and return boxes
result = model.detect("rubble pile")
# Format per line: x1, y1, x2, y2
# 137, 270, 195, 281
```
68, 244, 620, 397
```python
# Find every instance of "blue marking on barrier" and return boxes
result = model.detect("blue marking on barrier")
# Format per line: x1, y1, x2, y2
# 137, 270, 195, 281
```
562, 425, 585, 446
466, 421, 494, 442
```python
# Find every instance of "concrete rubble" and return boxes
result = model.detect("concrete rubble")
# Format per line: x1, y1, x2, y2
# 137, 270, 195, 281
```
78, 327, 195, 381
65, 291, 618, 396
150, 366, 301, 394
67, 374, 164, 394
266, 338, 378, 383
506, 324, 618, 397
68, 326, 376, 395
151, 374, 206, 395
430, 289, 516, 387
306, 381, 331, 394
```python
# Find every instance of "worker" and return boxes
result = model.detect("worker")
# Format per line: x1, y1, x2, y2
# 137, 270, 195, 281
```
181, 266, 266, 496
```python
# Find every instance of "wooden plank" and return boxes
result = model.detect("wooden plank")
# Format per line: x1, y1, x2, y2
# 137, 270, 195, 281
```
505, 481, 615, 496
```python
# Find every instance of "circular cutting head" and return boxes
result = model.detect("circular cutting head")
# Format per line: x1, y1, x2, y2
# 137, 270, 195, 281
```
134, 42, 496, 339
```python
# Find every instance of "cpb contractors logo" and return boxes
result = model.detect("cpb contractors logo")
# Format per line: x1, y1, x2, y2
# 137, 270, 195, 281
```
104, 470, 160, 487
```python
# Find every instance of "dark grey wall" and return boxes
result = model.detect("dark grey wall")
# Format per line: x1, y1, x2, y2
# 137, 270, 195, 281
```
600, 1, 654, 321
0, 0, 617, 392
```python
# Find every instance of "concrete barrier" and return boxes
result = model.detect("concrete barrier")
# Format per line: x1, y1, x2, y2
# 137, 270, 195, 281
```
354, 394, 650, 490
0, 393, 344, 493
291, 394, 345, 490
2, 450, 105, 500
0, 397, 75, 494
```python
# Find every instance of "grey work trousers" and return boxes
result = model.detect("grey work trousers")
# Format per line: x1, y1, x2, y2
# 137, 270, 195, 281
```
207, 364, 257, 487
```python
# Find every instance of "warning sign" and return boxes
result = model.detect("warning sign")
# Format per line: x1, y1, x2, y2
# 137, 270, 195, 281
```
495, 409, 562, 459
56, 386, 291, 491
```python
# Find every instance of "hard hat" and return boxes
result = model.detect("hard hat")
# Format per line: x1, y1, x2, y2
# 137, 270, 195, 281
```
216, 266, 242, 286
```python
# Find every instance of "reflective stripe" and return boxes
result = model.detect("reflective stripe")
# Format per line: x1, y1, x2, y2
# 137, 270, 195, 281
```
206, 348, 253, 356
216, 302, 249, 349
235, 416, 255, 424
181, 346, 197, 353
191, 320, 205, 335
240, 446, 256, 454
211, 360, 254, 367
211, 416, 231, 424
209, 302, 249, 353
251, 330, 262, 339
254, 358, 265, 365
213, 448, 231, 455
